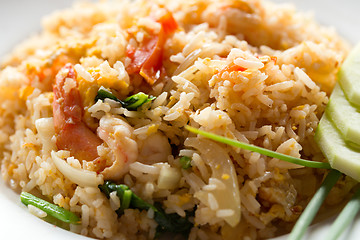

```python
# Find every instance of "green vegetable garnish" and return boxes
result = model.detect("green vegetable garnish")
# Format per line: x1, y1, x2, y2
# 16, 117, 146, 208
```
289, 170, 341, 240
122, 92, 156, 110
99, 181, 194, 236
180, 156, 192, 169
20, 192, 81, 225
95, 87, 155, 110
326, 188, 360, 240
121, 189, 132, 211
185, 125, 331, 169
95, 88, 119, 103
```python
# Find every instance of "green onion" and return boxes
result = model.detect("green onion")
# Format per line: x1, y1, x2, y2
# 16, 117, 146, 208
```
20, 192, 81, 225
288, 170, 341, 240
121, 189, 132, 210
185, 126, 331, 169
95, 88, 119, 103
95, 87, 156, 110
325, 188, 360, 240
99, 181, 194, 236
180, 156, 192, 169
122, 92, 155, 110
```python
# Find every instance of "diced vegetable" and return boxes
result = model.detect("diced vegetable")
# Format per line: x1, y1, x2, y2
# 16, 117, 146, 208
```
121, 190, 132, 211
157, 166, 181, 189
288, 170, 341, 240
138, 34, 164, 85
95, 87, 119, 103
179, 156, 192, 169
95, 87, 156, 110
122, 92, 156, 110
20, 192, 81, 225
99, 181, 194, 236
126, 8, 178, 85
185, 126, 331, 169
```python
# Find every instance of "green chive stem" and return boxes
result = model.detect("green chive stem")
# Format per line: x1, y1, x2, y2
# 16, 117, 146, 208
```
326, 187, 360, 240
20, 192, 81, 225
288, 170, 341, 240
122, 189, 132, 210
185, 126, 331, 169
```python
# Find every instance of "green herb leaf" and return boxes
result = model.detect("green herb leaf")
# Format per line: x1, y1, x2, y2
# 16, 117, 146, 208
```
20, 192, 81, 225
95, 88, 156, 110
288, 169, 341, 240
99, 181, 194, 237
185, 125, 331, 169
325, 188, 360, 240
180, 156, 192, 169
153, 202, 195, 236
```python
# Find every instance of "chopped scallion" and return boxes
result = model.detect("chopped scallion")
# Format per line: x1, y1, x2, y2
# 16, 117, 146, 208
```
122, 92, 156, 110
95, 87, 156, 110
185, 126, 331, 169
99, 181, 194, 236
95, 87, 119, 103
180, 156, 192, 169
121, 189, 132, 210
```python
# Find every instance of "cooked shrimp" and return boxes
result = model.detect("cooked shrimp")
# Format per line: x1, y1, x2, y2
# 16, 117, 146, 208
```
53, 64, 102, 162
138, 132, 171, 164
97, 114, 138, 180
53, 64, 138, 180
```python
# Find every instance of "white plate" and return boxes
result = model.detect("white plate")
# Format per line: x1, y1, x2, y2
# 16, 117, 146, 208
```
0, 0, 359, 239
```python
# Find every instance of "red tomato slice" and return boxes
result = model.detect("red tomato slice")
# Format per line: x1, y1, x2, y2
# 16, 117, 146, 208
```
126, 8, 178, 85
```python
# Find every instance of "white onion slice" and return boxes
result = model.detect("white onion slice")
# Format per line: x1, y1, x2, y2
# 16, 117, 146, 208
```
185, 138, 241, 227
51, 151, 104, 187
35, 118, 56, 155
157, 165, 181, 190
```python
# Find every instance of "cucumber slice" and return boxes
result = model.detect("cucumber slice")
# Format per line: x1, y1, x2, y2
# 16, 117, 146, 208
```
327, 84, 360, 146
315, 114, 360, 181
338, 43, 360, 106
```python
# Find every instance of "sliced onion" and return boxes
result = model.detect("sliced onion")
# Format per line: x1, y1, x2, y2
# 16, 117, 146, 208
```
51, 151, 104, 187
157, 165, 181, 190
185, 138, 241, 227
35, 118, 56, 155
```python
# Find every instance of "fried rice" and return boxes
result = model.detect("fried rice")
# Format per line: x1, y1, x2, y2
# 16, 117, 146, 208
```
0, 0, 354, 239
